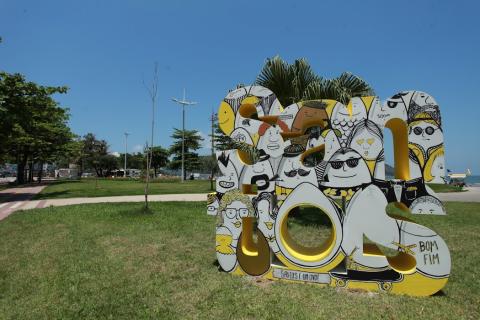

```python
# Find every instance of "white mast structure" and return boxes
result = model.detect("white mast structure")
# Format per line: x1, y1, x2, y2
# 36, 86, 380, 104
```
123, 132, 130, 177
172, 89, 197, 182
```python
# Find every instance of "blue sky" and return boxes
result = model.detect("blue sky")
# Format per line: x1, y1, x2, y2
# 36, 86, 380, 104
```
1, 0, 479, 173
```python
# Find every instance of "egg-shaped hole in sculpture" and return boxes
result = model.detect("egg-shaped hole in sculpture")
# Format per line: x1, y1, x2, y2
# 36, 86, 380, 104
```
280, 205, 335, 262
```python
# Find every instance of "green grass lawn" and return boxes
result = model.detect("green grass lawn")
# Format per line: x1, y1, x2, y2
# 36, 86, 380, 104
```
31, 180, 466, 201
0, 202, 478, 319
428, 183, 465, 193
34, 179, 213, 199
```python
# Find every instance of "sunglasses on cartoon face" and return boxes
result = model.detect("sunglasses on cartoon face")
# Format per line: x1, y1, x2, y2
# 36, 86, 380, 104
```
410, 126, 437, 135
284, 168, 310, 177
225, 207, 249, 219
329, 158, 361, 170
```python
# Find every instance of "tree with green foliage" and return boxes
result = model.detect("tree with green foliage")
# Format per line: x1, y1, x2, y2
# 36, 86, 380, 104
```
169, 129, 203, 179
211, 114, 236, 151
80, 133, 118, 177
256, 55, 373, 105
0, 72, 74, 184
117, 152, 145, 171
148, 146, 169, 176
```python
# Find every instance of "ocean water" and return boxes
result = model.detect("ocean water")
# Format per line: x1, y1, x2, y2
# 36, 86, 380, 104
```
465, 175, 480, 186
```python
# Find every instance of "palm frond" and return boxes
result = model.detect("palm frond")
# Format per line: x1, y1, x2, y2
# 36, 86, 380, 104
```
292, 58, 321, 103
231, 140, 260, 164
255, 56, 294, 106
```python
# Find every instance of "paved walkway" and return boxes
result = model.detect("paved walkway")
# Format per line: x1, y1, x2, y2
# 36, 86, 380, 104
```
0, 187, 207, 221
0, 185, 47, 220
436, 186, 480, 203
0, 185, 478, 222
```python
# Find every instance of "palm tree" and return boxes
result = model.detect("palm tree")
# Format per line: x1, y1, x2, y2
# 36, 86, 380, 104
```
256, 55, 373, 105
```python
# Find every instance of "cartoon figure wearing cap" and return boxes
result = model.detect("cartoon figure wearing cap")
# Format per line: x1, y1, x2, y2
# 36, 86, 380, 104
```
408, 93, 443, 160
291, 100, 329, 134
276, 144, 317, 198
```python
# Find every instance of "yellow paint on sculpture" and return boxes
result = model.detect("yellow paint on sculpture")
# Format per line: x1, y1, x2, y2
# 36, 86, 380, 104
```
218, 101, 235, 135
391, 273, 448, 296
324, 100, 338, 118
210, 86, 450, 297
361, 96, 376, 112
216, 234, 235, 254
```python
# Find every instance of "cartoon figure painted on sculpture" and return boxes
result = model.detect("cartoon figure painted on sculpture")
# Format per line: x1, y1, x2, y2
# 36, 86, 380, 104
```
208, 85, 449, 296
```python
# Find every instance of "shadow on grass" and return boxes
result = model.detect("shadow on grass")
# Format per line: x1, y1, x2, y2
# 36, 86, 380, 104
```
433, 290, 447, 297
34, 190, 70, 200
0, 192, 41, 203
116, 204, 156, 218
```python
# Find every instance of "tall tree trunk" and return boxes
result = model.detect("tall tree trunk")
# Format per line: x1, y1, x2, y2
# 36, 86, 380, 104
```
17, 158, 26, 185
37, 162, 44, 183
144, 152, 149, 209
28, 161, 34, 183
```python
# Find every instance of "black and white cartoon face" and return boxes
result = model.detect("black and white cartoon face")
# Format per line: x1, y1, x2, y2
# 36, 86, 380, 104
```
351, 129, 382, 160
207, 194, 219, 216
222, 200, 249, 238
411, 91, 437, 109
347, 120, 383, 161
408, 120, 443, 151
216, 152, 240, 193
253, 193, 279, 252
369, 92, 410, 125
277, 103, 299, 129
322, 130, 342, 161
230, 127, 254, 145
257, 125, 285, 159
331, 100, 367, 147
307, 133, 323, 150
410, 196, 446, 215
322, 148, 371, 188
277, 145, 317, 189
241, 157, 275, 193
430, 154, 445, 183
424, 147, 446, 183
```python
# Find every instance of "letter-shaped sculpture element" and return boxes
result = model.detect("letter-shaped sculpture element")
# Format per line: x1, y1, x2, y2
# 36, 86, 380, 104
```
208, 86, 450, 296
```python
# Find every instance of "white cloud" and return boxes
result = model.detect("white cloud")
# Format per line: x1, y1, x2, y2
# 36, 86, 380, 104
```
110, 152, 121, 157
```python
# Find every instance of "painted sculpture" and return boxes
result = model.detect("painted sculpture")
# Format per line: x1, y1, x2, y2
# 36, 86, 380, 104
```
207, 86, 449, 296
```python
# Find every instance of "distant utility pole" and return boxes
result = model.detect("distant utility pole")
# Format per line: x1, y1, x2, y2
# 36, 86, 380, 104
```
124, 132, 130, 177
210, 111, 216, 190
172, 89, 197, 182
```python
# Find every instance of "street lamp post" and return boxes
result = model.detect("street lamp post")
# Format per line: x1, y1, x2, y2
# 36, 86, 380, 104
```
172, 89, 197, 182
124, 132, 130, 178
